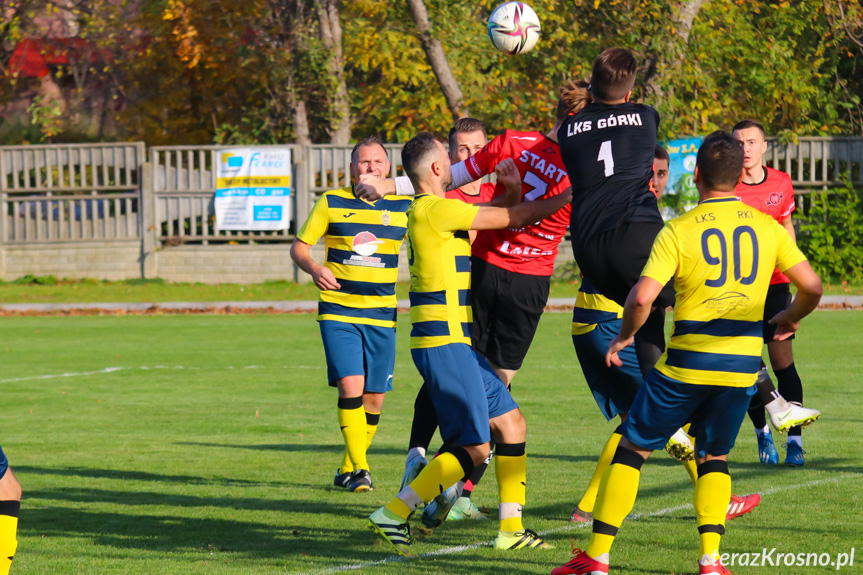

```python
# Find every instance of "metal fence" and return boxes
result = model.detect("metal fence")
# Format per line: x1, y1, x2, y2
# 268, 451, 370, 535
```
1, 137, 861, 250
0, 143, 145, 244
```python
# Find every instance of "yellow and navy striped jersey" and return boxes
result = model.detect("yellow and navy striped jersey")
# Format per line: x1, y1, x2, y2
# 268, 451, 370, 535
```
571, 276, 624, 336
641, 197, 807, 387
406, 193, 480, 349
296, 186, 411, 328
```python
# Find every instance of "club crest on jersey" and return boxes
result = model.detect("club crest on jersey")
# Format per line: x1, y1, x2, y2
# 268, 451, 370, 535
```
766, 192, 783, 206
381, 210, 391, 226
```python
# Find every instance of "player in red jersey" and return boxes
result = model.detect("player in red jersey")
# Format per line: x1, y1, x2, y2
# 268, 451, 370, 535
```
358, 83, 581, 389
359, 83, 584, 528
733, 119, 821, 467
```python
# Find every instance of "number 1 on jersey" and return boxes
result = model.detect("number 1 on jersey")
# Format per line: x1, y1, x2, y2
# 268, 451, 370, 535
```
598, 140, 615, 177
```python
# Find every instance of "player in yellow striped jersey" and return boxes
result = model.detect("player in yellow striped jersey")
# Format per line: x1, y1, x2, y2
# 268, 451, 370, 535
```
552, 131, 822, 575
368, 132, 571, 556
567, 146, 759, 527
291, 136, 412, 493
0, 446, 21, 575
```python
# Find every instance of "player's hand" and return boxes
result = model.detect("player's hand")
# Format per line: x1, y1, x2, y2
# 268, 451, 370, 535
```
768, 309, 800, 341
312, 266, 341, 291
606, 334, 634, 367
495, 158, 522, 192
356, 173, 391, 201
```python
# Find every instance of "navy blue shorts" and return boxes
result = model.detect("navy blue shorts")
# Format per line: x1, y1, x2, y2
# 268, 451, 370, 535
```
0, 445, 7, 480
622, 370, 756, 457
319, 320, 396, 393
572, 320, 643, 420
411, 344, 519, 446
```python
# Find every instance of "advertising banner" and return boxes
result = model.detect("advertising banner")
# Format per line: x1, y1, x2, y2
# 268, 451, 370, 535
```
662, 137, 703, 216
215, 148, 291, 231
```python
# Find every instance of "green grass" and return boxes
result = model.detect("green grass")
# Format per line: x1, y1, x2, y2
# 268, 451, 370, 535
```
1, 277, 861, 304
2, 311, 861, 574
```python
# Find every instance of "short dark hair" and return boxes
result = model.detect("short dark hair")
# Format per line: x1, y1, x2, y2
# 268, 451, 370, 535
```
696, 131, 744, 191
401, 132, 441, 188
351, 135, 388, 163
731, 119, 766, 139
557, 79, 592, 121
448, 118, 487, 151
590, 48, 637, 102
654, 144, 669, 163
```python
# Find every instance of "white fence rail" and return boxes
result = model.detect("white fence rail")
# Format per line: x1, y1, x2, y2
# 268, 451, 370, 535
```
0, 136, 859, 252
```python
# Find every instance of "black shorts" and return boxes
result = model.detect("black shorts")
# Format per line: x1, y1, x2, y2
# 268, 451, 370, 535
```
573, 221, 675, 309
763, 283, 793, 342
470, 257, 550, 371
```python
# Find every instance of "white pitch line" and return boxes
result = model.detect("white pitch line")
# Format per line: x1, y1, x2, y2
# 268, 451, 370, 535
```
0, 366, 126, 383
291, 472, 863, 575
0, 364, 319, 384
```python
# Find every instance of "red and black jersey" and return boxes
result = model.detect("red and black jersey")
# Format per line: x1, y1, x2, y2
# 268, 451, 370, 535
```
445, 182, 496, 204
463, 129, 572, 277
557, 102, 662, 249
736, 166, 796, 285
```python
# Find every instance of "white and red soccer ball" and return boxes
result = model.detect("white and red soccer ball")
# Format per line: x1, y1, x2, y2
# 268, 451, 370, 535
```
487, 2, 541, 56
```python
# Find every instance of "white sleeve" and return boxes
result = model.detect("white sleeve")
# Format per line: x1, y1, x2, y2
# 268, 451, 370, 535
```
394, 176, 415, 196
449, 161, 475, 191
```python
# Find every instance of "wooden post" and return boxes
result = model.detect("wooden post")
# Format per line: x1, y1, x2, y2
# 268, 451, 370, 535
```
140, 162, 158, 279
292, 145, 311, 283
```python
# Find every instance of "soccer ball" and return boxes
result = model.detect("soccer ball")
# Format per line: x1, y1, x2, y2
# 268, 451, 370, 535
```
487, 2, 541, 55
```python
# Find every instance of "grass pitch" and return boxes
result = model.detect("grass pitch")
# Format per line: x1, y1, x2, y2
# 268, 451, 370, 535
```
2, 311, 861, 574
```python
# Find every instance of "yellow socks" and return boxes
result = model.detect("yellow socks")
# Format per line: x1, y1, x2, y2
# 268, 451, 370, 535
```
337, 396, 368, 472
365, 410, 380, 449
387, 448, 474, 520
683, 458, 698, 485
695, 460, 731, 560
579, 431, 622, 513
0, 501, 20, 575
495, 443, 527, 533
587, 445, 644, 558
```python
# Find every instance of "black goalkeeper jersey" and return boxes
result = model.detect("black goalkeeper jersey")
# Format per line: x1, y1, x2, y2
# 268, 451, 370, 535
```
557, 101, 663, 249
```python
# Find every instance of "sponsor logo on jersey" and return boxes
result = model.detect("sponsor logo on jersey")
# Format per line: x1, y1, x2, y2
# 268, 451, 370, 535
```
499, 240, 553, 257
703, 291, 750, 312
766, 192, 783, 207
343, 231, 386, 267
352, 231, 384, 256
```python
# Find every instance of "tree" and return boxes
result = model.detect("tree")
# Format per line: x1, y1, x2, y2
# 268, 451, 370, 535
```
315, 0, 352, 144
406, 0, 468, 120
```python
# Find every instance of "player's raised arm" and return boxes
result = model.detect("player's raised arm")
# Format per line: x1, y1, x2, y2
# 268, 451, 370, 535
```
484, 158, 522, 207
471, 185, 571, 231
355, 173, 399, 200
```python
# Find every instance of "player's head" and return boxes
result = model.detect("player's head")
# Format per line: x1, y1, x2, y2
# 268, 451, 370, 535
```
402, 131, 452, 194
694, 131, 744, 195
590, 48, 637, 104
732, 119, 767, 171
652, 144, 670, 199
557, 79, 592, 121
448, 117, 487, 164
350, 135, 390, 182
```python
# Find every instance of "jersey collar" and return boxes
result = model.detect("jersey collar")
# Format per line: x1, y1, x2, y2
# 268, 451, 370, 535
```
701, 196, 741, 204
